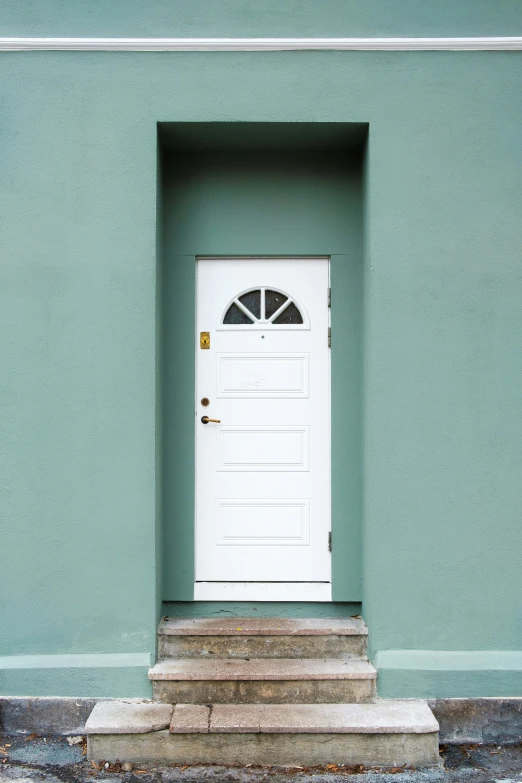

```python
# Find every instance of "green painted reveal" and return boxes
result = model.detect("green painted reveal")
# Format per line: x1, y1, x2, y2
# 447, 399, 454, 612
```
161, 140, 364, 601
163, 602, 362, 619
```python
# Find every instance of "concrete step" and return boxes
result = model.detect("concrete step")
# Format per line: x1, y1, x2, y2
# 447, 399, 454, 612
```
149, 657, 376, 704
158, 616, 368, 659
87, 699, 440, 768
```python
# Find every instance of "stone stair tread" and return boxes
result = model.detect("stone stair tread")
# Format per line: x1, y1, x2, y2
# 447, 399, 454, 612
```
149, 657, 376, 681
86, 699, 438, 737
171, 700, 438, 734
86, 701, 173, 734
159, 616, 367, 636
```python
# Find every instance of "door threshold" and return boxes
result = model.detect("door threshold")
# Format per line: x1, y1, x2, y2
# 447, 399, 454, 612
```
194, 582, 332, 601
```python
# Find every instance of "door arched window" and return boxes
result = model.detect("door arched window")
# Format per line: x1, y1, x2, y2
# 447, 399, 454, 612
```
221, 288, 307, 328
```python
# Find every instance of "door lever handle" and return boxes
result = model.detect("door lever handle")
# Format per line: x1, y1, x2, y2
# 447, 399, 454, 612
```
201, 416, 221, 424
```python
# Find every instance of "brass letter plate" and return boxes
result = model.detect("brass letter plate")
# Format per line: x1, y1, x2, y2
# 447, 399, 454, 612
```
200, 331, 210, 349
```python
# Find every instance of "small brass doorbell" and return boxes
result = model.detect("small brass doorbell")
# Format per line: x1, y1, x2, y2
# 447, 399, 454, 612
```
200, 331, 210, 349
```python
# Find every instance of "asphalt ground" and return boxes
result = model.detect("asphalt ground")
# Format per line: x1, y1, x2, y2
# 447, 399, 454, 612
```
1, 735, 521, 783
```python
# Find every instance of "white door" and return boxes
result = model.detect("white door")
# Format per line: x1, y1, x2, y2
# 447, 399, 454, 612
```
195, 258, 331, 601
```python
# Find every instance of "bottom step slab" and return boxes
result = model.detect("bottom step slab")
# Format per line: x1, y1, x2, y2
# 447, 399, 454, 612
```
89, 730, 439, 768
87, 700, 440, 768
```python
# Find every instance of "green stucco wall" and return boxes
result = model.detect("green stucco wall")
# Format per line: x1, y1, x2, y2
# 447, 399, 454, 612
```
1, 1, 521, 698
1, 0, 521, 37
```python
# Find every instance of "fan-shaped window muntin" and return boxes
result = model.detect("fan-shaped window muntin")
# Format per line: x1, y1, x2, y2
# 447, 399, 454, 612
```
221, 287, 307, 328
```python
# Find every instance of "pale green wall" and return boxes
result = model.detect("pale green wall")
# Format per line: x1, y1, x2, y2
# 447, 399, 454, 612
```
1, 1, 522, 696
1, 0, 521, 37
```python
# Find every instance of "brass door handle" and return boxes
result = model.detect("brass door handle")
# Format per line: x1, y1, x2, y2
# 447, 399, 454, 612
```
201, 416, 221, 424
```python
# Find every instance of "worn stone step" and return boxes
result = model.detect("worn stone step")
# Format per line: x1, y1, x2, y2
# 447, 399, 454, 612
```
149, 657, 376, 704
158, 616, 368, 659
87, 699, 440, 767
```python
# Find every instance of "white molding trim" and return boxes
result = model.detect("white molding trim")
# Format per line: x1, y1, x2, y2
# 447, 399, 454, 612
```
375, 650, 522, 671
1, 36, 522, 52
194, 582, 332, 601
0, 653, 152, 669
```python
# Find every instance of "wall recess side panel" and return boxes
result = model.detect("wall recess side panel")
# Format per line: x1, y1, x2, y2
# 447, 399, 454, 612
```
162, 252, 196, 600
331, 252, 363, 600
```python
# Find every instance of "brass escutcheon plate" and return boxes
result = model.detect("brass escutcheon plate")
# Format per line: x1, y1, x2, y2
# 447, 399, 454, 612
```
200, 331, 210, 349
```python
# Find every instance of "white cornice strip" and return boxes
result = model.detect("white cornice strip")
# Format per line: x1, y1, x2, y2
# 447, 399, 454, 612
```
0, 36, 522, 51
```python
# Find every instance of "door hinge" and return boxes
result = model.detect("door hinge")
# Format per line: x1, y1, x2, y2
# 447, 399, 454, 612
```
327, 287, 331, 307
328, 532, 332, 552
328, 327, 331, 347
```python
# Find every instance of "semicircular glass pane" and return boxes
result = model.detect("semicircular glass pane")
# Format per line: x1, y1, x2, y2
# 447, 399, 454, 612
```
272, 301, 303, 325
265, 289, 288, 319
223, 302, 254, 325
238, 289, 261, 320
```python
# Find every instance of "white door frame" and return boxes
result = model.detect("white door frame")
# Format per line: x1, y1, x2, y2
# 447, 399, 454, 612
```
194, 257, 332, 602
